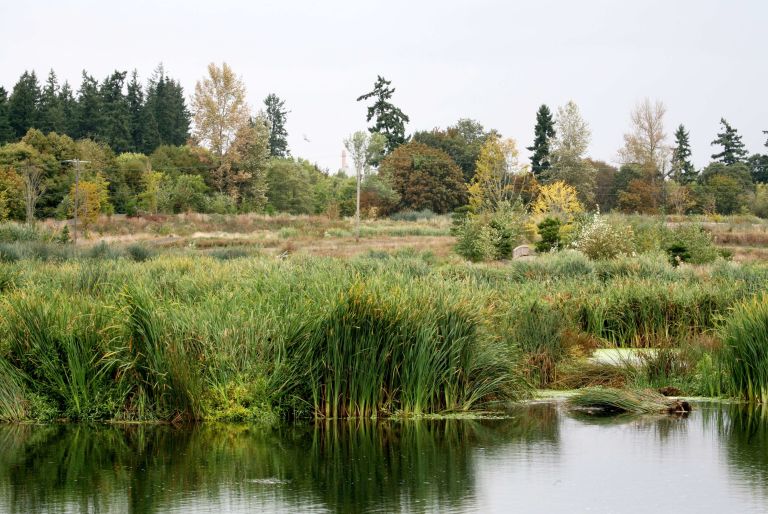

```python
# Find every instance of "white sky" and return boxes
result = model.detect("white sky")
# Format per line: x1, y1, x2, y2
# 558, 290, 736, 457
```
1, 0, 766, 172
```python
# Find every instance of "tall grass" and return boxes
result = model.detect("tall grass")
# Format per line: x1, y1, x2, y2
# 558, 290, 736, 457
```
719, 294, 768, 403
0, 251, 764, 421
275, 281, 525, 418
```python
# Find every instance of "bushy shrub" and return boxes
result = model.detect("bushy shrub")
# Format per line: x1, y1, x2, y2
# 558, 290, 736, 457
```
535, 217, 562, 253
0, 243, 20, 263
125, 243, 155, 262
664, 224, 719, 265
389, 209, 437, 222
454, 202, 527, 262
572, 213, 635, 260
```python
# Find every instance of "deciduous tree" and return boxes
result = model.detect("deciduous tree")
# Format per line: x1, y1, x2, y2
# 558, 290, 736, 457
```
192, 62, 250, 156
379, 142, 465, 213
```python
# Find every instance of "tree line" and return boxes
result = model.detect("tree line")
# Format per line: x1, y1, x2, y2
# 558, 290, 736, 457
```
1, 63, 767, 227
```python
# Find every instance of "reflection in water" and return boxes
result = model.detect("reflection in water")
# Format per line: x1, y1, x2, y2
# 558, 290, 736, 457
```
0, 402, 767, 513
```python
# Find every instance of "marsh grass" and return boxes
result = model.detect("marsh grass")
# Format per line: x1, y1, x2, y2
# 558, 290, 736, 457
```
718, 295, 768, 403
275, 280, 526, 418
568, 387, 688, 414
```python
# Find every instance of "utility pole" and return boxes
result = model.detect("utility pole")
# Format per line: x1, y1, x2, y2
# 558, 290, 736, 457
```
62, 159, 90, 256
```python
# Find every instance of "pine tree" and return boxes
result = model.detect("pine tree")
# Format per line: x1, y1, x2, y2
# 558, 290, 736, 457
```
165, 78, 190, 145
74, 71, 102, 140
58, 81, 77, 137
0, 87, 14, 144
145, 66, 190, 150
526, 104, 556, 177
356, 76, 410, 154
8, 71, 41, 138
711, 118, 748, 165
38, 70, 64, 133
264, 93, 290, 157
126, 70, 146, 152
670, 124, 696, 183
99, 71, 132, 153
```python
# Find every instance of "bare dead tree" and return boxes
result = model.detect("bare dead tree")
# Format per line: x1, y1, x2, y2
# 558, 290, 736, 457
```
21, 162, 45, 224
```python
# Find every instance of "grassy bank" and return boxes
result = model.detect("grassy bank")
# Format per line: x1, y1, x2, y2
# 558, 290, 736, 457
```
0, 247, 766, 422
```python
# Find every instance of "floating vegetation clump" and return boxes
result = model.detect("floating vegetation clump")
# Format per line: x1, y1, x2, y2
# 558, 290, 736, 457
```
568, 387, 692, 415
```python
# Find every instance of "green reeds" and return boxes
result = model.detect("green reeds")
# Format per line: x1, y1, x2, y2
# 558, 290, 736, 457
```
276, 280, 526, 418
719, 294, 768, 403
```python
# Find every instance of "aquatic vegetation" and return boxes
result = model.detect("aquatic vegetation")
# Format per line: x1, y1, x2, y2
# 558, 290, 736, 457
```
568, 387, 691, 414
719, 294, 768, 403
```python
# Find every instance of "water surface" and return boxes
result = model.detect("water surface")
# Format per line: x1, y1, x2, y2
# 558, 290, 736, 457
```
1, 402, 766, 513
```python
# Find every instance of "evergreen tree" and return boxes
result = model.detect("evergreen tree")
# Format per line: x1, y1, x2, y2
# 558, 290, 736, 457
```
145, 66, 190, 150
0, 87, 14, 144
670, 124, 696, 183
38, 70, 64, 133
126, 70, 146, 152
526, 104, 556, 177
8, 71, 41, 138
711, 118, 748, 165
99, 71, 132, 153
58, 81, 77, 137
264, 93, 290, 157
74, 71, 102, 140
356, 75, 410, 154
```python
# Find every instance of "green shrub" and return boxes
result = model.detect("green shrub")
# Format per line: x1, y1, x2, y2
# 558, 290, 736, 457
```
0, 243, 20, 263
125, 243, 155, 262
454, 203, 527, 262
390, 209, 437, 222
665, 225, 719, 265
535, 217, 562, 253
572, 213, 635, 260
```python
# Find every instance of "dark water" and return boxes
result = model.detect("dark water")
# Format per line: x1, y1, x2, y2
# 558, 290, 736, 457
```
1, 402, 767, 513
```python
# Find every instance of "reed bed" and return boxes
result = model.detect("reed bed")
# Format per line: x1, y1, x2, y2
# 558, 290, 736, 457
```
719, 294, 768, 403
0, 250, 764, 421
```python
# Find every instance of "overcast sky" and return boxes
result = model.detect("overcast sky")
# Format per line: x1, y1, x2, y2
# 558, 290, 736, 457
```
1, 0, 766, 172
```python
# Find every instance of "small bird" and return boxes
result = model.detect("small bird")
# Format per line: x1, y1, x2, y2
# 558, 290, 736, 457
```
302, 134, 311, 143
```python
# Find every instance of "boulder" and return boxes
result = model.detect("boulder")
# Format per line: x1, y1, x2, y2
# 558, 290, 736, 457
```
513, 245, 534, 259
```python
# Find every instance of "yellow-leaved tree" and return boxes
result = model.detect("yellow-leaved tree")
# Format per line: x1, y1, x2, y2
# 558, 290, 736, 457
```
69, 175, 110, 230
468, 136, 529, 212
531, 181, 584, 241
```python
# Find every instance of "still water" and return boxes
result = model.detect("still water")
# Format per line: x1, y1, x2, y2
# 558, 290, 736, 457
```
1, 402, 767, 513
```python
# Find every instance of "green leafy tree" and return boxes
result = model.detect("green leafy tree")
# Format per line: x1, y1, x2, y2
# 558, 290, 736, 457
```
545, 101, 596, 206
264, 93, 290, 157
670, 124, 697, 183
412, 118, 494, 183
8, 71, 41, 138
38, 70, 64, 134
379, 142, 466, 213
711, 118, 748, 165
357, 76, 409, 154
265, 158, 321, 214
527, 104, 556, 177
0, 87, 14, 144
700, 162, 753, 214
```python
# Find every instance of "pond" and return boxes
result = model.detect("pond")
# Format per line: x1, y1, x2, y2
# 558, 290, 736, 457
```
1, 401, 766, 513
